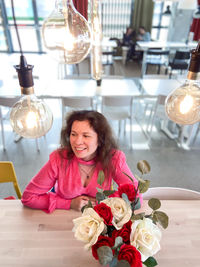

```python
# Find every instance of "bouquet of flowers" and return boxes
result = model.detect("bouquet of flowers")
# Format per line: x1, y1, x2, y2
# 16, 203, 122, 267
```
73, 160, 169, 267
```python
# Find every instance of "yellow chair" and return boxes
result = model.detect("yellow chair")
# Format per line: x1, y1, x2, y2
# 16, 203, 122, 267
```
0, 161, 22, 199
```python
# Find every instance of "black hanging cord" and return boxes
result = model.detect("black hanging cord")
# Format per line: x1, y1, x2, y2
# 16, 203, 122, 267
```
11, 0, 23, 55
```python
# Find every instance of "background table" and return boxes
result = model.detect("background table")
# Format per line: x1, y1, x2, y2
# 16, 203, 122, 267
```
136, 41, 198, 78
0, 200, 200, 267
0, 79, 140, 98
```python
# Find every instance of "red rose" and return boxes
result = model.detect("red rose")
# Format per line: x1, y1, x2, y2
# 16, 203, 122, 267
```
118, 184, 137, 202
112, 220, 132, 244
118, 244, 142, 267
92, 235, 114, 260
94, 202, 113, 225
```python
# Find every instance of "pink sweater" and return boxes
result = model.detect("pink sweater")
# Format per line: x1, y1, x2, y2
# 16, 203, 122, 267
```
21, 149, 142, 213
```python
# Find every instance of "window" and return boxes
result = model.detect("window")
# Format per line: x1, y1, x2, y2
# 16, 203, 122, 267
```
152, 1, 172, 41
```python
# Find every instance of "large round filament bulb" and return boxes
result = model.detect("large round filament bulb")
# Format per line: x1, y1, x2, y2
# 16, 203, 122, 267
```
42, 0, 91, 64
165, 81, 200, 125
10, 95, 53, 138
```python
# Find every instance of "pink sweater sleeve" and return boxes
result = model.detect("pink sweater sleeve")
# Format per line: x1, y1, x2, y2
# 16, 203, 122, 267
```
112, 150, 143, 204
21, 151, 71, 213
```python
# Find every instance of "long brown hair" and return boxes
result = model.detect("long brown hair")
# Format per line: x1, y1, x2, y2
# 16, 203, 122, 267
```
59, 110, 118, 171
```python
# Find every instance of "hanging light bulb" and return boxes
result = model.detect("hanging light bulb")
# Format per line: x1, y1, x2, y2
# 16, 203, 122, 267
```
90, 0, 103, 85
10, 56, 53, 138
165, 42, 200, 125
9, 0, 53, 139
42, 0, 91, 64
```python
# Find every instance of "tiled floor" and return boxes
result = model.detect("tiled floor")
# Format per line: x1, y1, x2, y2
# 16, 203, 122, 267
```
1, 54, 200, 198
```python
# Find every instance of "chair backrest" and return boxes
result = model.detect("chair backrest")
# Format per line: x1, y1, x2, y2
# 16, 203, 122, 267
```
0, 161, 22, 199
143, 187, 200, 200
62, 96, 94, 123
147, 49, 170, 56
0, 96, 20, 108
102, 95, 133, 107
173, 50, 190, 61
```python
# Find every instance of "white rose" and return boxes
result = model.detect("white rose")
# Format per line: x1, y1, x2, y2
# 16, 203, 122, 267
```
72, 208, 105, 250
130, 217, 162, 262
102, 197, 132, 230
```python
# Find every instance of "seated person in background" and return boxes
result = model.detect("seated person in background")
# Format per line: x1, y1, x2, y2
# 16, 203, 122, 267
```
122, 27, 137, 62
21, 110, 142, 213
136, 26, 151, 42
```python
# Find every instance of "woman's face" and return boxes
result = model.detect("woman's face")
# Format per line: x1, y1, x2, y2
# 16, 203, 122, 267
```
70, 120, 98, 161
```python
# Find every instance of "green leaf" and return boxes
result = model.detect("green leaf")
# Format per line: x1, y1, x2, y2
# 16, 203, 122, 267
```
113, 236, 123, 249
96, 187, 104, 193
138, 180, 150, 193
143, 256, 158, 267
148, 198, 161, 210
103, 190, 116, 197
131, 212, 145, 220
96, 192, 105, 203
116, 260, 131, 267
122, 193, 130, 204
80, 200, 93, 213
133, 197, 141, 210
98, 170, 105, 186
110, 256, 118, 267
97, 246, 113, 265
137, 160, 151, 174
153, 211, 169, 229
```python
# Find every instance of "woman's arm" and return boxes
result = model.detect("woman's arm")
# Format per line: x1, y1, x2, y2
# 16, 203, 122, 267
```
21, 152, 71, 213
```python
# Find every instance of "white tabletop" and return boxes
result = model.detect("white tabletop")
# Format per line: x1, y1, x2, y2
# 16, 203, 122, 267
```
136, 41, 198, 51
139, 78, 182, 96
0, 200, 200, 267
0, 79, 140, 98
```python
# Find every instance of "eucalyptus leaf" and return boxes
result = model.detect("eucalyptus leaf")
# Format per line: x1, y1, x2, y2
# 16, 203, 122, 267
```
98, 170, 105, 186
116, 260, 130, 267
131, 212, 145, 220
153, 211, 169, 229
133, 197, 141, 210
135, 174, 145, 183
103, 190, 116, 197
96, 187, 104, 193
138, 180, 150, 193
110, 256, 118, 267
97, 246, 113, 265
143, 256, 158, 267
96, 192, 105, 203
80, 200, 93, 213
148, 198, 161, 210
113, 236, 123, 249
122, 193, 130, 204
137, 160, 151, 174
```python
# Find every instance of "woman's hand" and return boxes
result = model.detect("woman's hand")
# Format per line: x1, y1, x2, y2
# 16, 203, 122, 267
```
70, 195, 96, 211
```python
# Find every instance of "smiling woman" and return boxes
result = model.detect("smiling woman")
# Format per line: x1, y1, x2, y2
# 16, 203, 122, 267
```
21, 110, 142, 213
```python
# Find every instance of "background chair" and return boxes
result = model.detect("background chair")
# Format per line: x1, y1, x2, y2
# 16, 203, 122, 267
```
0, 96, 40, 151
145, 49, 170, 75
143, 186, 200, 200
0, 161, 22, 199
147, 94, 177, 141
168, 50, 190, 78
62, 96, 95, 125
101, 95, 133, 148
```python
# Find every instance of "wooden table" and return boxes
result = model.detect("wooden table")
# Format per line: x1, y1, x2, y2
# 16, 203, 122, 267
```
0, 200, 200, 267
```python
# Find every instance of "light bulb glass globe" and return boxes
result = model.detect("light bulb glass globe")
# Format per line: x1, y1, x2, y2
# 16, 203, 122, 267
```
42, 0, 91, 64
10, 95, 53, 138
165, 80, 200, 125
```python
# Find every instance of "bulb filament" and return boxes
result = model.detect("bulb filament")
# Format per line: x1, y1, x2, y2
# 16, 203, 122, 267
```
179, 95, 194, 114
